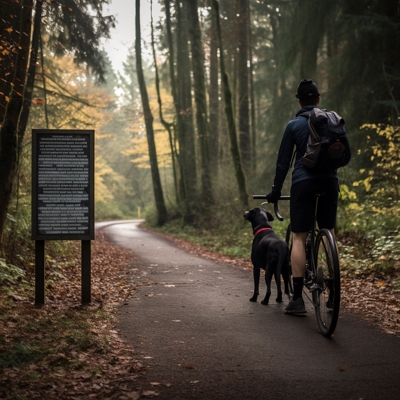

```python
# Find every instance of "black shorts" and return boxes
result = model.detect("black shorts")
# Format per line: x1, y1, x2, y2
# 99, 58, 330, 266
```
290, 178, 339, 232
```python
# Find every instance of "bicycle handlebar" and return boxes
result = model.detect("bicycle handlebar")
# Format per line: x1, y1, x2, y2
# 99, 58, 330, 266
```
252, 195, 290, 221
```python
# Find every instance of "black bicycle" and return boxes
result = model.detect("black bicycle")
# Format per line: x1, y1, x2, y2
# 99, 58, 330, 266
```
253, 194, 340, 337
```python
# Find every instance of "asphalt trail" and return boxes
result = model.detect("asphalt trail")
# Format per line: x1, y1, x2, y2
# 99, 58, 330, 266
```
99, 220, 400, 400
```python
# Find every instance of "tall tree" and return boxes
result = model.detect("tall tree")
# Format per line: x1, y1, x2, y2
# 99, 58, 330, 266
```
18, 0, 43, 150
248, 1, 256, 174
150, 0, 179, 205
188, 0, 214, 204
135, 0, 167, 225
163, 0, 197, 223
0, 0, 33, 248
0, 0, 115, 246
212, 0, 249, 208
207, 5, 220, 172
237, 0, 251, 170
175, 0, 198, 223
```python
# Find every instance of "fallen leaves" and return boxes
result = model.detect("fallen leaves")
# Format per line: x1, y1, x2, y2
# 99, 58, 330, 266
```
341, 276, 400, 335
32, 98, 44, 105
0, 231, 144, 399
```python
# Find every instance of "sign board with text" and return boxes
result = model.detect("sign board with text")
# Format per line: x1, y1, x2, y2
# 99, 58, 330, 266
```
32, 130, 94, 240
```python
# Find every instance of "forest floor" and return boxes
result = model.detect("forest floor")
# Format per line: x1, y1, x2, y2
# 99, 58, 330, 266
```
0, 228, 399, 399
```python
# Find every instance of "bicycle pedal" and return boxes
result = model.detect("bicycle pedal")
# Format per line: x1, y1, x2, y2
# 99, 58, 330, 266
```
309, 283, 322, 293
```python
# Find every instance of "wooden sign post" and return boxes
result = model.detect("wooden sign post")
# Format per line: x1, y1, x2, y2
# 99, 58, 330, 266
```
31, 130, 95, 305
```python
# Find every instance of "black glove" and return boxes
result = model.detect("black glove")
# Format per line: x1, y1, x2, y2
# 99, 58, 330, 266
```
265, 187, 281, 203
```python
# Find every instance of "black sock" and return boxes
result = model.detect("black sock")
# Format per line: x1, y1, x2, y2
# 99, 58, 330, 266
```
292, 277, 303, 301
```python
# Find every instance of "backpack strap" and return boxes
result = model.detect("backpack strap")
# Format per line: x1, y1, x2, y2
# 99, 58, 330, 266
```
299, 110, 320, 141
290, 111, 311, 168
290, 149, 296, 168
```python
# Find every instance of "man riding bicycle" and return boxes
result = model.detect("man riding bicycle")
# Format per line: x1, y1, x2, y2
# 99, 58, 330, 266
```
266, 79, 351, 314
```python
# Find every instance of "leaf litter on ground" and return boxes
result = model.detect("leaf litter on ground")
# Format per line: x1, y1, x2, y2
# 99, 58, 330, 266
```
0, 230, 143, 399
1, 225, 399, 399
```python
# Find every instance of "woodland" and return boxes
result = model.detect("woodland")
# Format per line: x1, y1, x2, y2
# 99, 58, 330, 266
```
0, 0, 399, 275
0, 0, 400, 396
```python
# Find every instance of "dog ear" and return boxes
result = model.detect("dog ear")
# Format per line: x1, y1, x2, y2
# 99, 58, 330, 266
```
266, 212, 274, 222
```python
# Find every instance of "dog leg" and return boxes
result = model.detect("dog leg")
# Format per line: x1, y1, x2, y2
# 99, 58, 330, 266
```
283, 269, 292, 301
250, 265, 260, 302
275, 272, 283, 303
282, 252, 292, 301
261, 268, 272, 305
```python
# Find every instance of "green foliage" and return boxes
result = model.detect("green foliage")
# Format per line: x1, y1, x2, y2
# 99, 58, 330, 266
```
0, 343, 44, 368
353, 124, 400, 202
145, 180, 400, 281
145, 200, 289, 259
337, 194, 400, 277
96, 201, 128, 221
0, 259, 25, 286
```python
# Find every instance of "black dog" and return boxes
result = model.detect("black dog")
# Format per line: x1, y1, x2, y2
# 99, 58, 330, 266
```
244, 208, 291, 305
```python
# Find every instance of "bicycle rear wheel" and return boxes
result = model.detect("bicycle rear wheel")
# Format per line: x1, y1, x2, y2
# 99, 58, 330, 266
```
313, 229, 340, 337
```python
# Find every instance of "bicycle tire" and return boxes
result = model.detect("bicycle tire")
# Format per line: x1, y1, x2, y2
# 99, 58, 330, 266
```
313, 228, 340, 337
285, 223, 294, 297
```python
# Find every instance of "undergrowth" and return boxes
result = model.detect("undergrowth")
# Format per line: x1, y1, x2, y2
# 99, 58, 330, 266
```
146, 200, 400, 282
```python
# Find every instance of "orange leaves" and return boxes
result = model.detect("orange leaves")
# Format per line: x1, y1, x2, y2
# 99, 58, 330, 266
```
32, 98, 44, 105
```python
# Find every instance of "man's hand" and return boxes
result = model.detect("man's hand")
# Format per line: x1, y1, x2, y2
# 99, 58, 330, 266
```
265, 189, 281, 203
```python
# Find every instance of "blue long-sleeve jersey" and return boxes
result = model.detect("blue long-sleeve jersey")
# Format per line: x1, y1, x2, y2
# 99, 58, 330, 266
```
272, 105, 351, 190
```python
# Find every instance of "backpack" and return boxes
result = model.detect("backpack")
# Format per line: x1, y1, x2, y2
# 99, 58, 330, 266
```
300, 108, 348, 170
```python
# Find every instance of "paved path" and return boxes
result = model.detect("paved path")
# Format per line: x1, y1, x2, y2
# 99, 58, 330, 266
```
99, 220, 400, 400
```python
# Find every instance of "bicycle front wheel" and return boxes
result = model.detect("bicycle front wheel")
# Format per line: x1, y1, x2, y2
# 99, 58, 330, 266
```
313, 229, 340, 337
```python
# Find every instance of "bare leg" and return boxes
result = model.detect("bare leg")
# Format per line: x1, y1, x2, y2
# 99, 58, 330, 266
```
291, 232, 307, 278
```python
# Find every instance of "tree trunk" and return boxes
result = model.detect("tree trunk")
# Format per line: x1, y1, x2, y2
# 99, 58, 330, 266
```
237, 0, 251, 171
208, 6, 220, 172
248, 3, 256, 175
212, 0, 249, 208
17, 0, 43, 146
135, 0, 167, 225
150, 0, 179, 205
188, 0, 214, 205
175, 0, 197, 223
0, 0, 23, 123
0, 0, 33, 247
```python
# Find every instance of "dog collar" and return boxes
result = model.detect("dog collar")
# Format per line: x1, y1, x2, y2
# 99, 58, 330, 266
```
254, 227, 272, 236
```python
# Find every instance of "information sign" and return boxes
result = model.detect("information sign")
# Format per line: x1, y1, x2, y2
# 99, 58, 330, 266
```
32, 130, 94, 240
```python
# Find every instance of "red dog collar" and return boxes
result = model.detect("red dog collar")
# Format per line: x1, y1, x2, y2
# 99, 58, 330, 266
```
254, 227, 272, 236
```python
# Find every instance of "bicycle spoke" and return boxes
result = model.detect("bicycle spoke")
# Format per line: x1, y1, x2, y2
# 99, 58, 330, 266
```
313, 229, 340, 337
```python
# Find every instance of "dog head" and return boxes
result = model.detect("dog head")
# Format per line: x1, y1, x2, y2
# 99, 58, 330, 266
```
243, 208, 274, 233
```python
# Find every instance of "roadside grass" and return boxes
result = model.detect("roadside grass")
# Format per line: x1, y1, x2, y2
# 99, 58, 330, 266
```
146, 202, 400, 281
145, 206, 290, 260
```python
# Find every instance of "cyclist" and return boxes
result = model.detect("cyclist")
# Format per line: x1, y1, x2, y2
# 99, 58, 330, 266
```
265, 79, 351, 314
